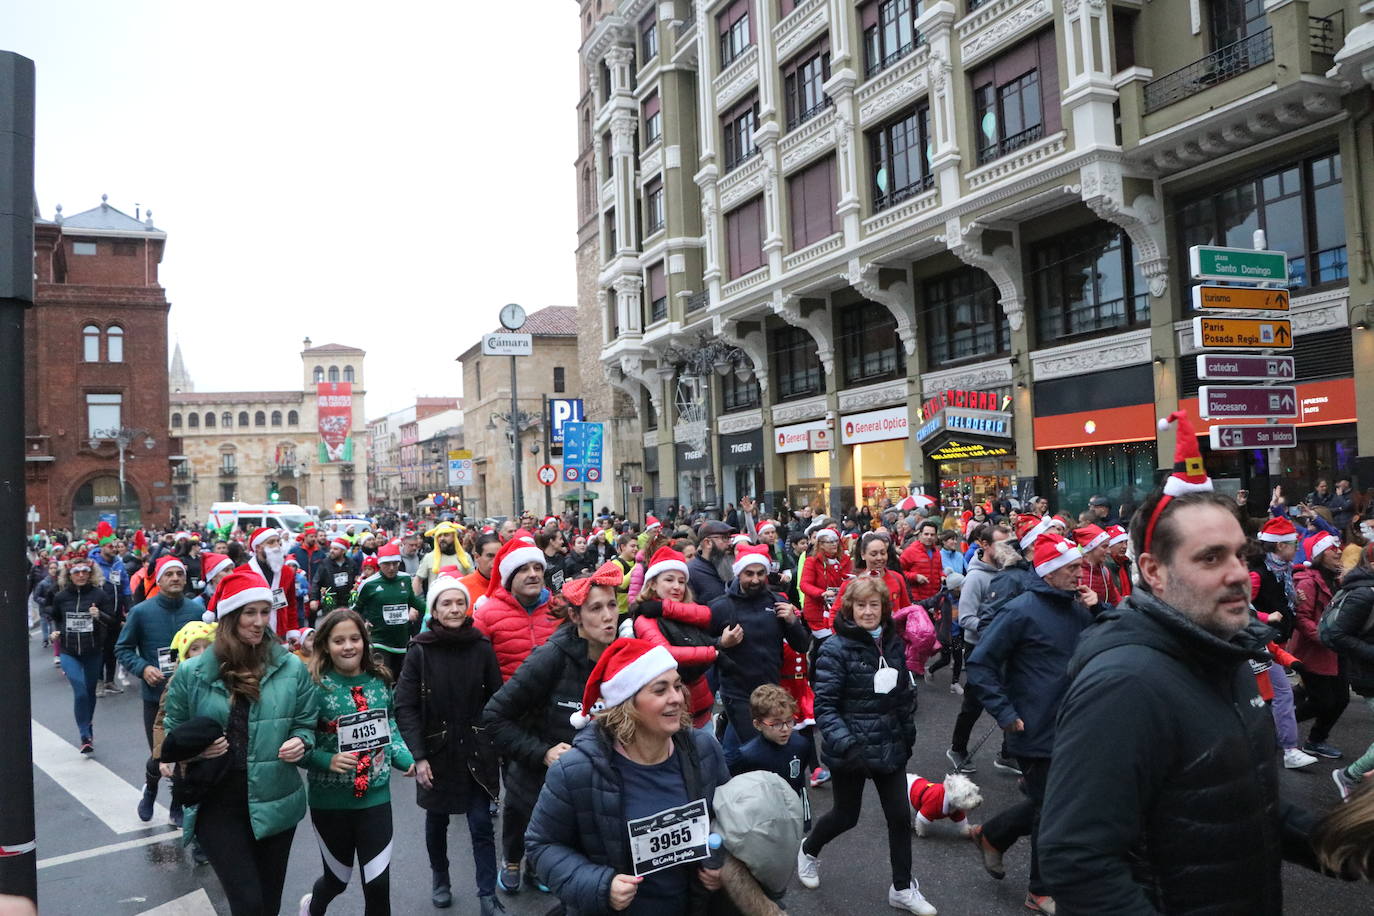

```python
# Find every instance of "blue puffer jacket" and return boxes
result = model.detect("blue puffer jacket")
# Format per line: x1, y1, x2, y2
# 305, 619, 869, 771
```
526, 725, 730, 916
813, 615, 916, 775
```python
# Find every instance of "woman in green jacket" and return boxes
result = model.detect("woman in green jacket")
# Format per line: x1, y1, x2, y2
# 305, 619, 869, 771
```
162, 565, 320, 916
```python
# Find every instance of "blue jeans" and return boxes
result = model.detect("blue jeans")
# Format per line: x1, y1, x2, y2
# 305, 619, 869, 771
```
425, 795, 496, 898
59, 650, 102, 741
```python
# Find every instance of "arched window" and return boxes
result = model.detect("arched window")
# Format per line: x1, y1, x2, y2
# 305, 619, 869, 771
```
287, 410, 299, 426
171, 413, 182, 428
238, 411, 249, 426
254, 411, 266, 427
343, 365, 354, 383
188, 412, 199, 428
271, 410, 282, 426
313, 366, 324, 384
582, 165, 593, 214
205, 412, 216, 428
83, 325, 100, 362
221, 411, 232, 427
107, 326, 124, 362
328, 365, 340, 383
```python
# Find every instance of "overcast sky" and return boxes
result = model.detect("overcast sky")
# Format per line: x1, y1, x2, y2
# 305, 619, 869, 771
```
3, 2, 580, 416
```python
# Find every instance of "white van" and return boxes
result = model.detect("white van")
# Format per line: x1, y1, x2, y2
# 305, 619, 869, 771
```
207, 502, 314, 536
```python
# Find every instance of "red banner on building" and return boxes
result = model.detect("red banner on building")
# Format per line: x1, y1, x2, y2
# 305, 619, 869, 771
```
317, 382, 353, 463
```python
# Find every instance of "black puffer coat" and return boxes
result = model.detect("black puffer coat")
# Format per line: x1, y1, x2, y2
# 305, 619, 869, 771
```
394, 618, 503, 813
1325, 566, 1374, 696
1039, 590, 1319, 915
482, 623, 595, 811
813, 615, 915, 775
53, 582, 116, 657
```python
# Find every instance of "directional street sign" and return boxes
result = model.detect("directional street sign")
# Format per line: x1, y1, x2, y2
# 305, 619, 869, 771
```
1191, 285, 1290, 311
1209, 425, 1298, 450
1199, 385, 1297, 420
561, 421, 604, 485
1189, 245, 1288, 283
1192, 317, 1293, 350
1196, 354, 1296, 382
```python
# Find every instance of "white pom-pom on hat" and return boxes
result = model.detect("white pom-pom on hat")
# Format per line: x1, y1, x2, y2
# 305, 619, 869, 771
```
1158, 417, 1171, 431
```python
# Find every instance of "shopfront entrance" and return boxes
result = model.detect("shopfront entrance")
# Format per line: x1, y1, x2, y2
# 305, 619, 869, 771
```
73, 475, 141, 532
917, 389, 1014, 510
776, 420, 831, 514
720, 429, 765, 509
840, 407, 911, 513
674, 442, 710, 512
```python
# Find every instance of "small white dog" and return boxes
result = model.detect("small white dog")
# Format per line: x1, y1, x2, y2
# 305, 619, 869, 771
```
907, 772, 983, 837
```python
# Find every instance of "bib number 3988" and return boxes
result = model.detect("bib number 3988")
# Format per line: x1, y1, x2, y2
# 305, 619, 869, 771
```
626, 799, 710, 876
336, 709, 389, 754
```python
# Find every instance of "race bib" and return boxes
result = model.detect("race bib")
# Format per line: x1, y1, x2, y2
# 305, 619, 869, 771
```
271, 588, 287, 610
627, 799, 710, 877
381, 604, 409, 626
108, 570, 121, 585
190, 578, 204, 591
157, 646, 176, 676
66, 612, 94, 633
333, 572, 349, 587
1247, 657, 1273, 676
337, 708, 390, 754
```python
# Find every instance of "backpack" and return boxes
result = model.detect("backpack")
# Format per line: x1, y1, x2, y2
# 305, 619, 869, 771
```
1318, 583, 1374, 650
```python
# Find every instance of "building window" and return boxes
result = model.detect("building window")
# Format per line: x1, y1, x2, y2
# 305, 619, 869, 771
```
718, 0, 753, 67
868, 104, 931, 211
220, 452, 236, 473
583, 165, 594, 216
1209, 0, 1267, 49
238, 411, 250, 426
313, 366, 324, 384
344, 365, 354, 383
106, 326, 124, 362
646, 262, 668, 323
788, 155, 838, 251
773, 324, 826, 400
328, 365, 339, 383
171, 413, 182, 428
722, 95, 759, 172
220, 483, 236, 501
340, 478, 354, 501
1112, 9, 1137, 71
861, 0, 923, 78
924, 267, 1008, 366
783, 37, 831, 129
1176, 151, 1346, 293
475, 363, 482, 400
288, 409, 299, 426
83, 325, 100, 362
642, 13, 659, 61
271, 410, 283, 426
554, 367, 567, 393
1033, 224, 1150, 343
218, 411, 229, 428
205, 411, 216, 428
602, 130, 612, 175
725, 195, 766, 279
643, 92, 662, 146
643, 392, 658, 429
722, 368, 761, 411
86, 393, 122, 438
187, 412, 199, 429
605, 208, 617, 256
72, 241, 97, 256
255, 410, 267, 427
971, 31, 1060, 166
645, 177, 665, 234
840, 301, 905, 386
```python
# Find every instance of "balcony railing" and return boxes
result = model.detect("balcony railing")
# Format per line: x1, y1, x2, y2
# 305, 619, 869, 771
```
864, 34, 925, 78
685, 290, 710, 313
874, 173, 935, 211
723, 145, 760, 173
675, 1, 696, 40
976, 122, 1045, 165
218, 466, 237, 477
789, 96, 834, 131
1142, 28, 1273, 114
1310, 13, 1342, 56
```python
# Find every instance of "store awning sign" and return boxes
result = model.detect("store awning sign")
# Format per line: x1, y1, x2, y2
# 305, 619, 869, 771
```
775, 419, 829, 453
917, 409, 1012, 445
840, 407, 909, 445
926, 439, 1012, 462
918, 389, 1011, 422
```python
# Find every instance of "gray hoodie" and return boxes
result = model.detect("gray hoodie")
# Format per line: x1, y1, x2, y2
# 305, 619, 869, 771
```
958, 540, 1020, 644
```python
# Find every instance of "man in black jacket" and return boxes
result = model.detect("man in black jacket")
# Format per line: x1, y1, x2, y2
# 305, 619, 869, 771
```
689, 520, 734, 605
310, 537, 357, 616
1328, 547, 1374, 797
1039, 489, 1322, 915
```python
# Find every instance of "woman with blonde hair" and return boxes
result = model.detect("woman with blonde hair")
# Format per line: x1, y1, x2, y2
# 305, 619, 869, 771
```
52, 556, 115, 753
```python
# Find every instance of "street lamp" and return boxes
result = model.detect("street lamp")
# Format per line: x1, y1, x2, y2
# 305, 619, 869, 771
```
88, 426, 156, 520
657, 333, 749, 517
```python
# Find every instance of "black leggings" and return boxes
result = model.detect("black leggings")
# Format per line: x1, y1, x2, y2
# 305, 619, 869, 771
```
803, 768, 911, 890
502, 791, 532, 865
927, 636, 964, 681
195, 774, 296, 916
1296, 671, 1351, 743
308, 802, 394, 916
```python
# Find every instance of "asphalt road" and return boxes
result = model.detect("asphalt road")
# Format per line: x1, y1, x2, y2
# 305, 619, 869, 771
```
27, 632, 1374, 915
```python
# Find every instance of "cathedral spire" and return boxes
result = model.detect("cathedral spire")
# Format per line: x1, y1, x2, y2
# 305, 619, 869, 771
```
169, 340, 193, 394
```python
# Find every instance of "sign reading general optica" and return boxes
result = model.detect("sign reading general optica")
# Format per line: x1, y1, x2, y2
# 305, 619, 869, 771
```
775, 419, 829, 453
1188, 246, 1288, 283
840, 407, 909, 445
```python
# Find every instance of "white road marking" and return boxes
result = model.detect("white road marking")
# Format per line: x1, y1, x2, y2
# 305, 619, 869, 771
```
36, 829, 179, 869
137, 889, 216, 914
30, 719, 169, 833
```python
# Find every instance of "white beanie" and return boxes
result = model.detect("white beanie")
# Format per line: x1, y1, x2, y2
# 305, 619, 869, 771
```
427, 573, 472, 615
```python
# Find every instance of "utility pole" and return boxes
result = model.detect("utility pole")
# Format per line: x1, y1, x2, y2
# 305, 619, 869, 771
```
542, 394, 553, 518
510, 354, 523, 517
0, 50, 37, 905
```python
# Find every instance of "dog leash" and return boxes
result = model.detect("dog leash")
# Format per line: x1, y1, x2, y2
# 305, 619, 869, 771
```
966, 722, 999, 758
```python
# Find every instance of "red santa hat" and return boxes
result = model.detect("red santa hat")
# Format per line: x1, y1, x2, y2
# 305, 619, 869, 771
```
732, 543, 772, 577
154, 555, 186, 582
1144, 409, 1213, 554
1017, 514, 1054, 550
756, 519, 778, 536
249, 527, 282, 552
569, 637, 677, 729
284, 556, 300, 569
205, 566, 273, 621
1303, 532, 1340, 567
812, 526, 840, 543
1105, 524, 1130, 547
645, 514, 663, 532
361, 555, 379, 572
426, 568, 472, 615
377, 541, 403, 565
644, 546, 689, 582
328, 537, 350, 552
542, 515, 560, 528
96, 520, 116, 545
496, 532, 545, 586
201, 552, 233, 583
1258, 517, 1299, 544
1032, 533, 1082, 578
1073, 524, 1109, 554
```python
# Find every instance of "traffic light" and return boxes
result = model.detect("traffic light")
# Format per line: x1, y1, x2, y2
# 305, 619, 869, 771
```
269, 480, 279, 502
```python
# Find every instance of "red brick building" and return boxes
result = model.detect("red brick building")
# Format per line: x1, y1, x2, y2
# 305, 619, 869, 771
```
25, 197, 179, 533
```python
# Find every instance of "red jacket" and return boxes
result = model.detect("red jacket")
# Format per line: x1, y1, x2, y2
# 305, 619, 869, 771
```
633, 598, 717, 727
799, 552, 851, 635
837, 568, 911, 613
1288, 568, 1339, 676
248, 556, 299, 637
900, 542, 943, 604
1078, 562, 1120, 607
474, 581, 559, 681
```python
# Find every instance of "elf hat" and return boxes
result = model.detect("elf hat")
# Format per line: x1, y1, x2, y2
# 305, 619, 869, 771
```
644, 546, 689, 582
496, 533, 544, 586
1259, 517, 1299, 544
154, 555, 187, 582
570, 637, 677, 729
645, 515, 663, 532
1017, 514, 1054, 550
732, 543, 772, 577
427, 569, 472, 615
1073, 524, 1109, 554
1144, 409, 1214, 554
249, 527, 282, 552
1033, 533, 1083, 578
201, 552, 233, 583
1105, 524, 1130, 547
206, 566, 273, 621
377, 541, 403, 565
1303, 532, 1340, 567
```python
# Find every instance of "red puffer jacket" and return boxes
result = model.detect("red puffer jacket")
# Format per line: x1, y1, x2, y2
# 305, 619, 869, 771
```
474, 581, 559, 681
800, 552, 852, 635
899, 542, 943, 604
634, 598, 717, 728
1289, 567, 1339, 676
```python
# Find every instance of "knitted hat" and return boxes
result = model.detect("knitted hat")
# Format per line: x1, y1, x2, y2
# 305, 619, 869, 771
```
201, 552, 233, 583
1144, 409, 1214, 554
732, 543, 772, 577
155, 555, 187, 582
377, 541, 403, 565
1105, 525, 1130, 547
569, 637, 677, 730
249, 527, 281, 552
427, 567, 472, 615
1073, 525, 1109, 554
1016, 515, 1054, 550
644, 546, 689, 582
1303, 532, 1340, 567
206, 566, 273, 620
496, 532, 545, 586
645, 514, 663, 532
562, 561, 626, 607
170, 620, 215, 659
1032, 534, 1083, 578
1259, 517, 1299, 543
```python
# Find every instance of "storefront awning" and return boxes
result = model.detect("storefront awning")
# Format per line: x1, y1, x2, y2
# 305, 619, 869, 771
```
924, 435, 1013, 462
560, 489, 600, 502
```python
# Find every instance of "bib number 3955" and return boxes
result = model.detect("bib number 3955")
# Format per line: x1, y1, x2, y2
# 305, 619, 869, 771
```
626, 799, 710, 876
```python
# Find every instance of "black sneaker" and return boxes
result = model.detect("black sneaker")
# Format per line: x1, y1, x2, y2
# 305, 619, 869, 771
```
993, 755, 1023, 775
497, 861, 521, 894
1303, 741, 1343, 759
946, 748, 976, 774
80, 739, 94, 755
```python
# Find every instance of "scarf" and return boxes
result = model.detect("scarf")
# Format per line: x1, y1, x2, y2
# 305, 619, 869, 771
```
1264, 552, 1296, 614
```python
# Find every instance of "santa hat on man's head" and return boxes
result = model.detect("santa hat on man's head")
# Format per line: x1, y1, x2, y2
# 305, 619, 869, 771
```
1303, 532, 1340, 567
644, 547, 689, 582
377, 541, 403, 565
495, 534, 545, 587
756, 519, 778, 536
1017, 515, 1054, 550
1073, 524, 1109, 554
1259, 517, 1299, 544
249, 527, 281, 552
201, 552, 233, 583
645, 515, 663, 533
1144, 409, 1214, 554
1032, 534, 1083, 579
1105, 525, 1130, 547
732, 543, 772, 577
730, 533, 753, 549
154, 555, 186, 582
205, 566, 273, 621
328, 537, 350, 552
570, 637, 678, 729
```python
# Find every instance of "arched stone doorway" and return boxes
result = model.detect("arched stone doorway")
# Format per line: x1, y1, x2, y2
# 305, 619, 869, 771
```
72, 476, 141, 532
280, 485, 299, 505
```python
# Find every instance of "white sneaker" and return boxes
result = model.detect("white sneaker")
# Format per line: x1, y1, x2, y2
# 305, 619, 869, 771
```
949, 683, 964, 695
298, 892, 312, 916
888, 883, 937, 915
796, 842, 820, 889
1284, 747, 1318, 769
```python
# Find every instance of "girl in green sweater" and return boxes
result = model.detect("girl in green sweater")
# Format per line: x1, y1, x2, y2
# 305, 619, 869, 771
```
299, 609, 415, 916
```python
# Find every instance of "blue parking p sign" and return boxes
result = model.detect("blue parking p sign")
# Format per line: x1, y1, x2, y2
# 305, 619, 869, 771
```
550, 399, 585, 444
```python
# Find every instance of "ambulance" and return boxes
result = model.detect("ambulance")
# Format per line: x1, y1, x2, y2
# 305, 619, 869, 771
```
207, 502, 315, 536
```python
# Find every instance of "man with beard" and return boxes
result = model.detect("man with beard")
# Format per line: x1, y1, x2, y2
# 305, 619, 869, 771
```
115, 555, 209, 826
710, 544, 810, 755
1039, 411, 1323, 915
416, 520, 474, 595
310, 537, 357, 619
689, 520, 736, 605
246, 526, 300, 637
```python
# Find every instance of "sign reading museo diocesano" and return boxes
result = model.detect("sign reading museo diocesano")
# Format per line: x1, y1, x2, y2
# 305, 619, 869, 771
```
840, 407, 909, 445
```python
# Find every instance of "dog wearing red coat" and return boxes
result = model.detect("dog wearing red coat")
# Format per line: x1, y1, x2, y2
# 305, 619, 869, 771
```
907, 772, 983, 837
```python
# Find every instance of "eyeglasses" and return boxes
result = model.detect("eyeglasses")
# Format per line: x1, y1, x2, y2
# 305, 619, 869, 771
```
757, 719, 794, 731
